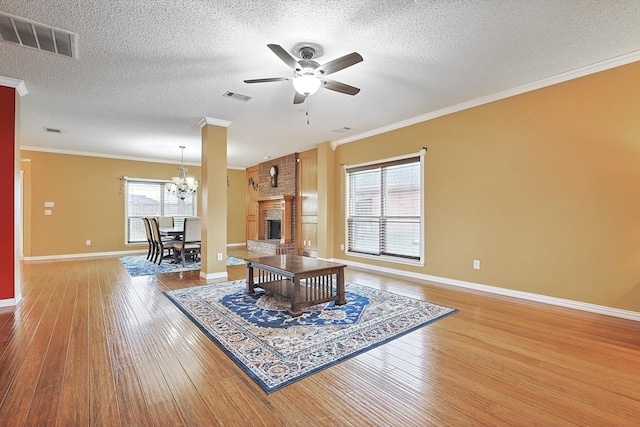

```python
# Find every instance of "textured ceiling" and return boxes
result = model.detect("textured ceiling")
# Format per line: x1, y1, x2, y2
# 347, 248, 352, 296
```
1, 0, 639, 168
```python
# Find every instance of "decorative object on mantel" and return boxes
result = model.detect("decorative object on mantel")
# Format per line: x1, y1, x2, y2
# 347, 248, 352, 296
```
269, 165, 278, 187
166, 146, 199, 201
248, 177, 259, 191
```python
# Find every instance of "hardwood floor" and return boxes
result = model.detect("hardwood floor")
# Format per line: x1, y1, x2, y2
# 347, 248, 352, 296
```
2, 247, 639, 426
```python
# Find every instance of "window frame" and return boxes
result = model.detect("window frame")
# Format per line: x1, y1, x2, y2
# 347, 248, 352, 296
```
124, 177, 198, 245
344, 150, 425, 266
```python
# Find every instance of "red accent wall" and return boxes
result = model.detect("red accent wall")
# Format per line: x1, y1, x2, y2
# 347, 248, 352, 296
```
0, 86, 15, 300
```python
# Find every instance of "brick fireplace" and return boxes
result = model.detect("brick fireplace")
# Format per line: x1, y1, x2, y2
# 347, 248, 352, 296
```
247, 153, 298, 255
247, 195, 296, 255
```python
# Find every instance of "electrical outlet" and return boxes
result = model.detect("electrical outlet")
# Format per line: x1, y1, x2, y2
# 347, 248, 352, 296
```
473, 260, 480, 270
217, 253, 223, 261
44, 209, 52, 215
340, 244, 345, 251
86, 240, 91, 246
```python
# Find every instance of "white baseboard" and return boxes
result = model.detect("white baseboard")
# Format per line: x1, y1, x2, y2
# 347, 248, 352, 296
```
0, 296, 20, 307
23, 244, 247, 261
23, 249, 146, 261
329, 257, 640, 322
200, 271, 228, 281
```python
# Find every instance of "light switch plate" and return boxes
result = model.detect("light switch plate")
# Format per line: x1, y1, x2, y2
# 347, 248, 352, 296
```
44, 201, 54, 207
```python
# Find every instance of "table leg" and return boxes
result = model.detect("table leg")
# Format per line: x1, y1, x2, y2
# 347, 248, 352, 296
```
246, 263, 255, 294
291, 276, 302, 317
336, 267, 346, 306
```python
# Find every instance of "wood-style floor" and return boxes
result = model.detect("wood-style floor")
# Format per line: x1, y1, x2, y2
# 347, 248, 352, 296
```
1, 247, 639, 426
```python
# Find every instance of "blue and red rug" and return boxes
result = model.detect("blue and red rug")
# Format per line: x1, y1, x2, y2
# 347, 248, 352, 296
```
164, 280, 457, 393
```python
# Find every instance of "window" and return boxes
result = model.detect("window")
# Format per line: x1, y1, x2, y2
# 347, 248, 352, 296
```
125, 179, 197, 244
346, 154, 423, 263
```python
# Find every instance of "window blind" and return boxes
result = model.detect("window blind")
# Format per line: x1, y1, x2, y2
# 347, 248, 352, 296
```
347, 156, 421, 261
125, 179, 197, 244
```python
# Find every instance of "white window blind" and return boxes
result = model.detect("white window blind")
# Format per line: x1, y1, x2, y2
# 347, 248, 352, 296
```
125, 179, 197, 244
347, 156, 422, 261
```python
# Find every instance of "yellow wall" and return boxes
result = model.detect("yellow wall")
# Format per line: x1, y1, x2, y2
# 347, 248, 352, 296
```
20, 150, 246, 257
333, 61, 640, 312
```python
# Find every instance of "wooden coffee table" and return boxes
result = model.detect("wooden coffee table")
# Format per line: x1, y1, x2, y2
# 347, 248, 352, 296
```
244, 255, 347, 317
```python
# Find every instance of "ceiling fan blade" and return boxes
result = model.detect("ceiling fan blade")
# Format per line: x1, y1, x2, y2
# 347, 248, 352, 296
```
316, 52, 363, 76
321, 79, 361, 96
293, 92, 306, 104
267, 44, 299, 69
244, 77, 290, 84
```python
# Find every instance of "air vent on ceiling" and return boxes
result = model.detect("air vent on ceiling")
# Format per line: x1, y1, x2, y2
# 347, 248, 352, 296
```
223, 91, 252, 102
332, 127, 352, 133
44, 127, 61, 133
0, 12, 77, 59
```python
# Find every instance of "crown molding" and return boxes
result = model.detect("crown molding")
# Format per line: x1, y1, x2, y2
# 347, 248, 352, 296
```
0, 76, 28, 97
197, 116, 232, 128
333, 50, 640, 148
20, 145, 251, 168
20, 145, 201, 166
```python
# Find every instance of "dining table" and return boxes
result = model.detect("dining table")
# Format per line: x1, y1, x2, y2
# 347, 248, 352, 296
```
159, 226, 183, 240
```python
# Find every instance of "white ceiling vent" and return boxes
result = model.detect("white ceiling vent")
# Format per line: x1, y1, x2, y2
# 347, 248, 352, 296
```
332, 127, 352, 133
223, 91, 252, 102
0, 12, 78, 59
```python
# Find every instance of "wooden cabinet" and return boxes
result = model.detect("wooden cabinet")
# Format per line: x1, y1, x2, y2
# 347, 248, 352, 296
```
246, 165, 260, 241
297, 149, 318, 257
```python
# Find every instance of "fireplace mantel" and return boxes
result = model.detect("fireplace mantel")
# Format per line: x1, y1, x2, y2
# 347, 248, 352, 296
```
257, 195, 294, 243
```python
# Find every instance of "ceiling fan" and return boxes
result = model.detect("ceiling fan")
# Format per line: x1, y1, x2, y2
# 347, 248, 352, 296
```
244, 44, 363, 104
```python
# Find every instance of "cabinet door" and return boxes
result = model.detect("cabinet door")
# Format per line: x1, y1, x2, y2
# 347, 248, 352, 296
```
300, 222, 318, 257
297, 149, 318, 256
246, 165, 260, 241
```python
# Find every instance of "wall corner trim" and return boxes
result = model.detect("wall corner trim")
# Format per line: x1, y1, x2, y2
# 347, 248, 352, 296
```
0, 76, 28, 96
197, 116, 232, 128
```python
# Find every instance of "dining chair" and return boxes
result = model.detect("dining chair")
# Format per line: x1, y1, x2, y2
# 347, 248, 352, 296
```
173, 217, 202, 267
142, 217, 155, 261
158, 216, 174, 229
150, 217, 180, 264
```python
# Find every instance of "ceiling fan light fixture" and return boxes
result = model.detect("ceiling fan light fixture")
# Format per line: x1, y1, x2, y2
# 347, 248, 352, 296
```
292, 74, 321, 96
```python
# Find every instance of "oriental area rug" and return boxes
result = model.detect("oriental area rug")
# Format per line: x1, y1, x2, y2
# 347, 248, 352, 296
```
164, 280, 457, 393
120, 255, 245, 277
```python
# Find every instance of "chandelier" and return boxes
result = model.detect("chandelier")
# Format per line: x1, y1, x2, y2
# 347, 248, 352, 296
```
165, 146, 198, 201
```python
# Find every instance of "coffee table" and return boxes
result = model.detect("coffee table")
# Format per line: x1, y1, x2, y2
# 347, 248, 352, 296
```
244, 255, 347, 317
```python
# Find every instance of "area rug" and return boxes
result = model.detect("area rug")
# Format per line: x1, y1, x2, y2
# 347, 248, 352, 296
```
120, 255, 245, 277
164, 280, 457, 393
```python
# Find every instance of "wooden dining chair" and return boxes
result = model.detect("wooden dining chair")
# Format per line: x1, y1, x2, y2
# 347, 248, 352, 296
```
150, 217, 180, 265
173, 217, 202, 267
142, 217, 156, 261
